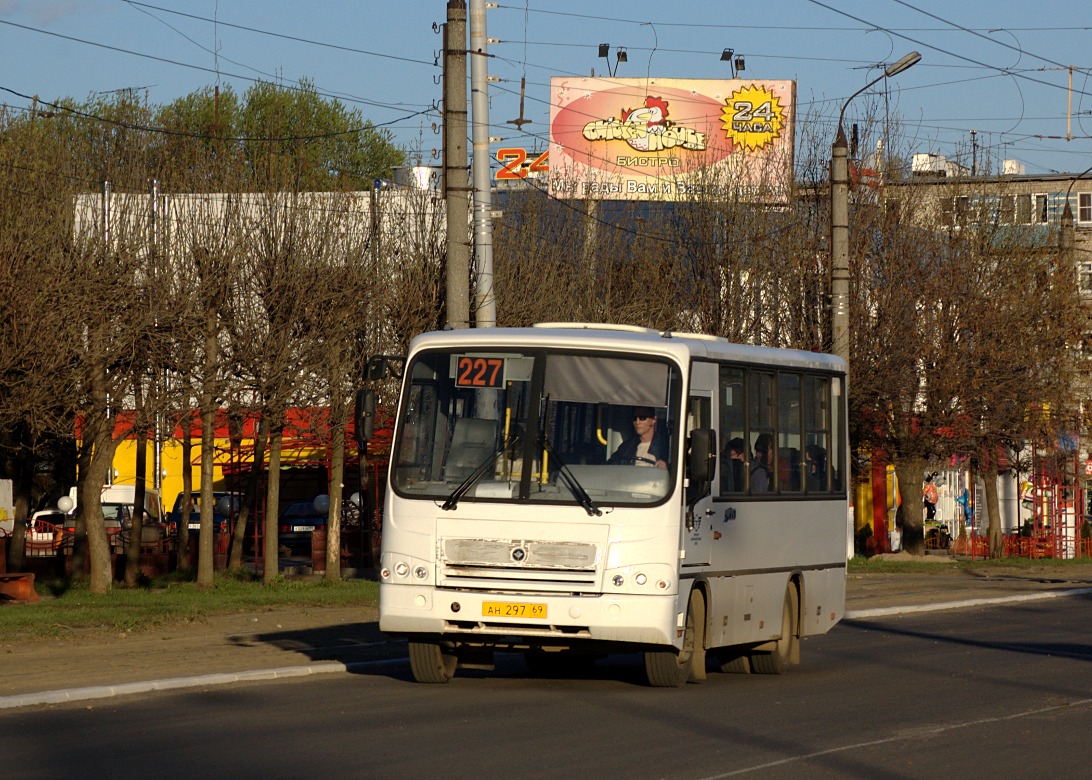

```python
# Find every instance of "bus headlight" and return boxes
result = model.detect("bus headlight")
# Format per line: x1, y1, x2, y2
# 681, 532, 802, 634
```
635, 573, 647, 586
612, 574, 624, 587
395, 562, 409, 577
414, 566, 429, 580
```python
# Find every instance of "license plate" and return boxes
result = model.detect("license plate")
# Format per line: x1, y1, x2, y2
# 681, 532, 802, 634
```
482, 601, 547, 619
292, 525, 315, 532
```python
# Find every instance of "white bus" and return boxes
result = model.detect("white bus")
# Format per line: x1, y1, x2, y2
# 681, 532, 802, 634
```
374, 323, 848, 686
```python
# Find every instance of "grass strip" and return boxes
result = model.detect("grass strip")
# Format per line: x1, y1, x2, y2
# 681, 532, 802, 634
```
0, 572, 378, 639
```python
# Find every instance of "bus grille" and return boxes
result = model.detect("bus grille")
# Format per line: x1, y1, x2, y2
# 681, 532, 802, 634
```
439, 537, 599, 592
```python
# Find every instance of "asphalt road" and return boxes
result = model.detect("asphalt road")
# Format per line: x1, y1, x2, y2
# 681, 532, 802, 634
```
4, 591, 1091, 779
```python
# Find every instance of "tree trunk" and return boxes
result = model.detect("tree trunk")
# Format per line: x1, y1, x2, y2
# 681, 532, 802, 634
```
359, 446, 372, 570
177, 411, 193, 570
326, 421, 345, 581
981, 448, 1003, 559
85, 353, 120, 593
228, 414, 268, 571
197, 400, 217, 586
894, 457, 927, 555
123, 382, 148, 587
263, 420, 283, 584
4, 429, 34, 573
69, 432, 93, 579
82, 424, 120, 594
197, 311, 219, 587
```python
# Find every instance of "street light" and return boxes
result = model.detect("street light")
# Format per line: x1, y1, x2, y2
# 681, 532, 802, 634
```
830, 51, 921, 380
721, 49, 745, 79
598, 43, 627, 77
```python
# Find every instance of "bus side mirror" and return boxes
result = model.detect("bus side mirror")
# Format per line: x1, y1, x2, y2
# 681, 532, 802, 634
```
354, 388, 375, 447
688, 428, 716, 484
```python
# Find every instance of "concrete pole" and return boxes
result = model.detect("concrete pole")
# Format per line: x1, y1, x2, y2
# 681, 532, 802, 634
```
469, 0, 496, 327
444, 0, 471, 329
830, 126, 850, 381
828, 51, 919, 383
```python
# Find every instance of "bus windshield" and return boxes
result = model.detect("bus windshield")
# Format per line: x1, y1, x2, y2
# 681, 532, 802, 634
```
391, 348, 682, 507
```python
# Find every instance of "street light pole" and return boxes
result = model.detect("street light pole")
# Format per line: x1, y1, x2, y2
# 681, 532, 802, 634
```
830, 51, 921, 380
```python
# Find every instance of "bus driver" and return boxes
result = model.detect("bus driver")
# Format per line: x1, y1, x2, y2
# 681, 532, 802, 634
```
609, 406, 669, 468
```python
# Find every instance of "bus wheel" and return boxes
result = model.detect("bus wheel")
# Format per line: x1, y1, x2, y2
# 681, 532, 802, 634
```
408, 640, 457, 683
751, 584, 799, 675
717, 649, 751, 674
645, 590, 705, 687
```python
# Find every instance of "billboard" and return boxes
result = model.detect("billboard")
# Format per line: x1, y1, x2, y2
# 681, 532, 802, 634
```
548, 77, 795, 202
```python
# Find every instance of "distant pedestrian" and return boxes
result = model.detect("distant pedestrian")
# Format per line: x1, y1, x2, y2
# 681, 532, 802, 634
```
923, 473, 938, 521
956, 488, 973, 528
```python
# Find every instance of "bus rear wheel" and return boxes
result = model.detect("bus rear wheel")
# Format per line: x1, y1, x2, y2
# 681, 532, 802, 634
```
645, 590, 705, 687
408, 640, 457, 683
751, 584, 799, 675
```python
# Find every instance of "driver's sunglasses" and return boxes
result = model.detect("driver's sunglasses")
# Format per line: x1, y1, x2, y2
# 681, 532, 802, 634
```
633, 415, 652, 421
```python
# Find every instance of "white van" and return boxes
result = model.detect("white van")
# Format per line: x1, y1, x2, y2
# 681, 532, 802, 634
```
66, 484, 164, 531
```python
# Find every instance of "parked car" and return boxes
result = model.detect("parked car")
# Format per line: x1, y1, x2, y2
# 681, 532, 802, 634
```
278, 499, 328, 552
22, 509, 68, 553
166, 491, 240, 535
59, 485, 163, 531
52, 486, 163, 552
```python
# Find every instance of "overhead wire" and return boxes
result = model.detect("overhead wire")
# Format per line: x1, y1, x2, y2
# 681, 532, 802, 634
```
0, 86, 437, 143
0, 18, 435, 117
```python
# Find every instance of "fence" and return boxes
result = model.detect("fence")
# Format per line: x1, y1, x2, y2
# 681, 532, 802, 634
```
951, 531, 1092, 560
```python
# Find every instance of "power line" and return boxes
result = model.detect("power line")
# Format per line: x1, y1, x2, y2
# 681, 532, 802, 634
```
803, 0, 1091, 100
0, 19, 434, 116
0, 85, 436, 143
121, 1, 436, 68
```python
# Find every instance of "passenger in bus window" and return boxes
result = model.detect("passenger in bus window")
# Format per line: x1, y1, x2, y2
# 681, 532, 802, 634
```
721, 437, 746, 492
805, 444, 827, 492
609, 406, 668, 468
750, 434, 772, 492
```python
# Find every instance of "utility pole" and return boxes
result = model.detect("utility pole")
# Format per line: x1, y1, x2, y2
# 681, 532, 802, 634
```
443, 0, 471, 329
469, 0, 496, 326
830, 128, 850, 375
830, 51, 921, 384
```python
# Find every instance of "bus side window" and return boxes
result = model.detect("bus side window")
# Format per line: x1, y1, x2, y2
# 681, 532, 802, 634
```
778, 372, 802, 493
748, 372, 775, 493
804, 375, 832, 493
718, 366, 746, 495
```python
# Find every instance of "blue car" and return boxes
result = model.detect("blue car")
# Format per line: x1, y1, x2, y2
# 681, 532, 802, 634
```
278, 500, 328, 552
166, 492, 240, 535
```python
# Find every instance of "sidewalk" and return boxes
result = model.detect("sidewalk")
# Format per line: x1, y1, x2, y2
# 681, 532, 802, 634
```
3, 560, 1091, 710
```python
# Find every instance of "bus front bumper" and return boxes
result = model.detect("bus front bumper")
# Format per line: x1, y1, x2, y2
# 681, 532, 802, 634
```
378, 583, 680, 649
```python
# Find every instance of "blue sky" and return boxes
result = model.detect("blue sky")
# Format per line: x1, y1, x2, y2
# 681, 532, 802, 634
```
2, 0, 1091, 176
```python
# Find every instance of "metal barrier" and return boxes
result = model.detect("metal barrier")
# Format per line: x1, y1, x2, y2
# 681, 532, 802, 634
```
952, 531, 1092, 560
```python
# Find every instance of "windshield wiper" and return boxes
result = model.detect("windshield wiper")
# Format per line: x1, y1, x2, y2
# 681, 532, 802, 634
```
440, 433, 520, 511
539, 437, 602, 517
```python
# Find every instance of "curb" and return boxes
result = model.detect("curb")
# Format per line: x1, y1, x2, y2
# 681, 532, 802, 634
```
0, 662, 349, 711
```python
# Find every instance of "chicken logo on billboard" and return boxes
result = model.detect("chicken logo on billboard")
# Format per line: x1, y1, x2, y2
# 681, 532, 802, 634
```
549, 78, 794, 202
581, 95, 706, 154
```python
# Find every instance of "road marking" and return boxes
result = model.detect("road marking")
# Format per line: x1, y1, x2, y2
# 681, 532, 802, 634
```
697, 697, 1092, 778
844, 586, 1092, 619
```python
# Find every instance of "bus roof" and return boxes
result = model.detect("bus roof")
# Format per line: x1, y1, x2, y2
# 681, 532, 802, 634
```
408, 324, 845, 374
